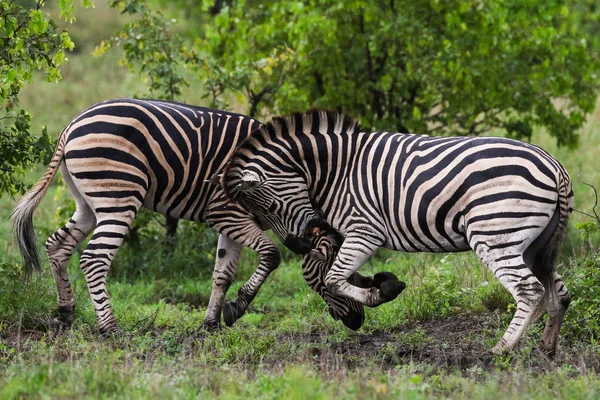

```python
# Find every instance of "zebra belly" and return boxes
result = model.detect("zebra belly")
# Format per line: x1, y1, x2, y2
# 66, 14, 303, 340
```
384, 230, 471, 253
141, 182, 215, 223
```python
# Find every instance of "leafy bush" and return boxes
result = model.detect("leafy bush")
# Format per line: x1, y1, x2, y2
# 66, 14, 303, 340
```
192, 0, 599, 146
0, 0, 94, 198
563, 221, 600, 345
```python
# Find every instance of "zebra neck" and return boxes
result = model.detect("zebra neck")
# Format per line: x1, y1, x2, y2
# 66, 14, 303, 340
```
296, 131, 371, 220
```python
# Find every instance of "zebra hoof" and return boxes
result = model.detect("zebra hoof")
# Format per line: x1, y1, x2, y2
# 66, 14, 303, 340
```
328, 306, 341, 321
99, 324, 122, 337
340, 311, 365, 331
352, 273, 374, 289
372, 271, 400, 288
203, 319, 221, 332
223, 301, 238, 327
539, 341, 557, 358
56, 305, 75, 328
47, 317, 70, 333
380, 279, 406, 302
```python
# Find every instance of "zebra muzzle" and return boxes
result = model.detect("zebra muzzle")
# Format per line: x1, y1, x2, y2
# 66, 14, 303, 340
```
283, 235, 313, 255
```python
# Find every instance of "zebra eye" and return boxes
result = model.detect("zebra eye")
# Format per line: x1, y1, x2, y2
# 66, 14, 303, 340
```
268, 201, 278, 213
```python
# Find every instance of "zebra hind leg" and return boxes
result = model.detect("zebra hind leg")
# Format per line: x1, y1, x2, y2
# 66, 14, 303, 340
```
527, 209, 570, 356
45, 207, 96, 329
476, 247, 546, 354
44, 164, 97, 329
539, 272, 571, 356
79, 210, 140, 335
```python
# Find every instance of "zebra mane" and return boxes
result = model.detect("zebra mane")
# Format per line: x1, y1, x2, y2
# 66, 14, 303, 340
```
222, 109, 362, 199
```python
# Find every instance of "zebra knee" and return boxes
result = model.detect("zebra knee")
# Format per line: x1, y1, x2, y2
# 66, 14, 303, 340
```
44, 234, 62, 257
516, 279, 545, 310
325, 273, 344, 296
259, 245, 281, 272
560, 288, 571, 309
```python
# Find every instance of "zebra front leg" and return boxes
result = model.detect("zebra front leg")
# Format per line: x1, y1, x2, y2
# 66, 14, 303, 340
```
45, 209, 96, 329
301, 233, 366, 330
325, 235, 405, 307
205, 201, 281, 327
203, 235, 242, 331
222, 236, 280, 327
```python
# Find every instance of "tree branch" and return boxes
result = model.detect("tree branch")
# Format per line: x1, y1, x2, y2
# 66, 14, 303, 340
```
578, 171, 600, 224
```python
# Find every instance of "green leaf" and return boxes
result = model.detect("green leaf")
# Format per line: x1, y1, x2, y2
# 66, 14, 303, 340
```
6, 69, 17, 82
412, 106, 422, 120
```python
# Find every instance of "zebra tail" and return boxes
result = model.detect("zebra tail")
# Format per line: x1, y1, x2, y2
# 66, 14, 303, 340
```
538, 170, 574, 301
11, 133, 67, 279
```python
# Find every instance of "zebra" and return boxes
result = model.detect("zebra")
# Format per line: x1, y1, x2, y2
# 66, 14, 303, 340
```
219, 109, 574, 355
11, 99, 357, 334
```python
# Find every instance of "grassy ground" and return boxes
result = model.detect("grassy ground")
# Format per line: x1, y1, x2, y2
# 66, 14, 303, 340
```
2, 2, 600, 399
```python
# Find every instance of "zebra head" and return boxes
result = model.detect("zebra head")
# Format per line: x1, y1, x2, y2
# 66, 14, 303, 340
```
223, 168, 326, 255
220, 110, 361, 256
303, 231, 366, 330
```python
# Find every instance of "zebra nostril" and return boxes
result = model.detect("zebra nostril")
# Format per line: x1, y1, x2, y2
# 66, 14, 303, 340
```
306, 218, 331, 237
308, 249, 326, 261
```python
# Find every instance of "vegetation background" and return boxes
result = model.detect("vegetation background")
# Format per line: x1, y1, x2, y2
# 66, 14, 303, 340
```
1, 0, 600, 398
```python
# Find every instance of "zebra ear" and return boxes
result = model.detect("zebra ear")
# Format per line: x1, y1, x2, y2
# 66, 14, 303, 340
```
205, 173, 223, 186
236, 170, 261, 192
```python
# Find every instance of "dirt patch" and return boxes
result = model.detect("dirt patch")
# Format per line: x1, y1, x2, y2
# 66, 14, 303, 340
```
0, 325, 45, 354
277, 313, 500, 371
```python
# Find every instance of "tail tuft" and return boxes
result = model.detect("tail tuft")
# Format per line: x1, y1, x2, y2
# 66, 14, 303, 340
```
11, 135, 66, 279
11, 181, 47, 278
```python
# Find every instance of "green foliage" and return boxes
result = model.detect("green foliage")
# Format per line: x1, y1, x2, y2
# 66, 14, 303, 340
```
0, 267, 56, 328
188, 0, 599, 145
566, 250, 600, 343
98, 0, 189, 101
0, 0, 93, 198
564, 213, 600, 344
0, 111, 54, 196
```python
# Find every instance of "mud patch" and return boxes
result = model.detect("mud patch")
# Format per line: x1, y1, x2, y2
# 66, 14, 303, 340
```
0, 325, 45, 356
276, 313, 500, 371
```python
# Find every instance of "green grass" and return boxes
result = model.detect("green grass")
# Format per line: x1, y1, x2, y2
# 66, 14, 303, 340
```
2, 348, 599, 400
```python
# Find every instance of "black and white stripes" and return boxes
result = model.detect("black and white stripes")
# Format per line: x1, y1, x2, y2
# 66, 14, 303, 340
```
223, 109, 573, 354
